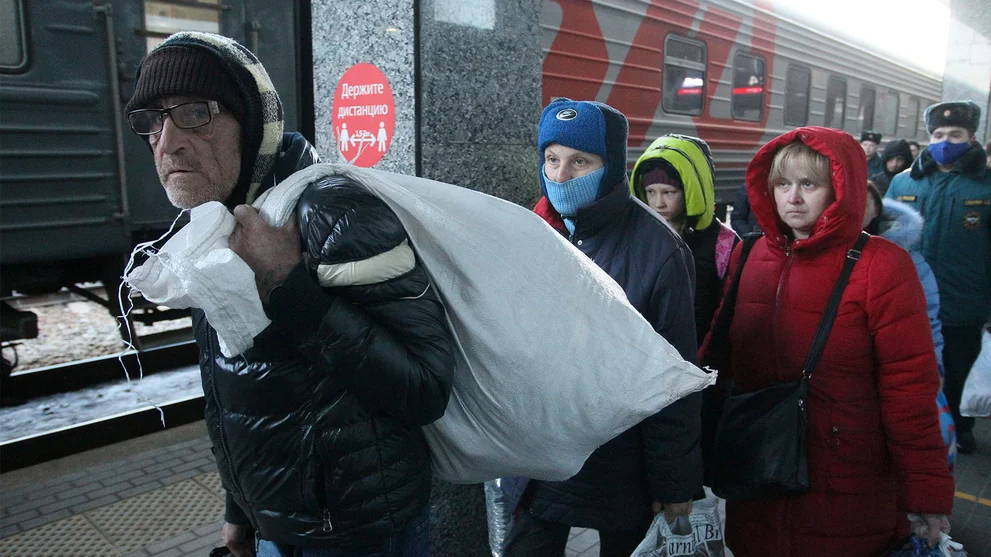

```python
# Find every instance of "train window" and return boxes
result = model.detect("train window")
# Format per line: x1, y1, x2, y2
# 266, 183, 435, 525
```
858, 84, 876, 130
905, 97, 920, 137
144, 1, 221, 52
0, 0, 27, 72
824, 76, 847, 129
662, 35, 706, 116
731, 53, 765, 121
784, 65, 811, 127
880, 90, 899, 136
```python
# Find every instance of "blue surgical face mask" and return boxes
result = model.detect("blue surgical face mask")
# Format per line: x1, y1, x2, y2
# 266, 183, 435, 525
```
542, 166, 606, 219
928, 140, 971, 165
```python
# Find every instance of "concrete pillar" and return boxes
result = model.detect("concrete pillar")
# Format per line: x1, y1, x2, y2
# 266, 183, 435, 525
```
943, 0, 991, 142
310, 1, 544, 554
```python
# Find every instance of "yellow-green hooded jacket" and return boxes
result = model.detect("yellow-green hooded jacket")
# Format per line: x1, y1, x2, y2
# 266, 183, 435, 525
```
631, 134, 739, 345
630, 134, 717, 233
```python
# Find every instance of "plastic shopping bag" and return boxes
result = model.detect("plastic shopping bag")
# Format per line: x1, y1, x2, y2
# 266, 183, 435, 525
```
631, 492, 725, 557
886, 532, 967, 556
960, 328, 991, 418
484, 477, 528, 556
883, 515, 968, 556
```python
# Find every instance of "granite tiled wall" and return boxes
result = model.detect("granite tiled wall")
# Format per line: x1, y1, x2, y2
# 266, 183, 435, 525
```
418, 0, 543, 206
311, 0, 416, 173
309, 3, 543, 555
312, 0, 542, 205
944, 0, 991, 142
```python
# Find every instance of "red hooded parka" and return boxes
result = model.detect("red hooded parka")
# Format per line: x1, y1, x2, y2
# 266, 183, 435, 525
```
701, 127, 954, 556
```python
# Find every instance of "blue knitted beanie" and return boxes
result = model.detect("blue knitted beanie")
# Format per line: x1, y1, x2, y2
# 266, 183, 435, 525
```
539, 101, 608, 162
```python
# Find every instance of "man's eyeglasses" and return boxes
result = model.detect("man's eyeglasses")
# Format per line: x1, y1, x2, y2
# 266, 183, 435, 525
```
126, 101, 221, 136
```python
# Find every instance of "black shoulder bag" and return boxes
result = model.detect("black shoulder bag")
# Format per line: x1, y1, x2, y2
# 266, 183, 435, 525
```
708, 231, 869, 501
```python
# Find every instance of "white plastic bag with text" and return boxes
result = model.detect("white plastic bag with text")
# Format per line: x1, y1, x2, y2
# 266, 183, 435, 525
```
632, 492, 725, 557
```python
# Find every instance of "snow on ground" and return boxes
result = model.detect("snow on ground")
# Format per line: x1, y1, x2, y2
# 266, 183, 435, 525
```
0, 366, 202, 442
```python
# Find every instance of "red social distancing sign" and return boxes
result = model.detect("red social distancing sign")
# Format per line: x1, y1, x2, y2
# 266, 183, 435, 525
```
332, 63, 396, 167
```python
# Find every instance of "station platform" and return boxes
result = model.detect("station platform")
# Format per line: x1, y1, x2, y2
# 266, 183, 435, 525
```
1, 419, 989, 557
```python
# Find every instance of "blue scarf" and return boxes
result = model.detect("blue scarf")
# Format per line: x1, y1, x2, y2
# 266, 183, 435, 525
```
543, 166, 606, 234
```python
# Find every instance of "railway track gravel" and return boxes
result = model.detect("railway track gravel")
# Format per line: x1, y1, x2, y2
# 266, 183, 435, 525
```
4, 294, 191, 371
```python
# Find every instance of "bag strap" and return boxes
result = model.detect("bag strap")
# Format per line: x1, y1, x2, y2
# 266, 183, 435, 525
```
701, 232, 762, 369
802, 232, 870, 379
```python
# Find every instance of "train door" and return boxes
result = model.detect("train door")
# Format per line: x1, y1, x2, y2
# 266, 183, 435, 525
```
114, 0, 307, 240
0, 0, 133, 287
0, 0, 308, 349
0, 0, 306, 270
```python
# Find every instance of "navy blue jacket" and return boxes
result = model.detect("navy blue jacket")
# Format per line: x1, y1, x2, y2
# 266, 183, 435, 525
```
731, 183, 761, 236
531, 182, 703, 530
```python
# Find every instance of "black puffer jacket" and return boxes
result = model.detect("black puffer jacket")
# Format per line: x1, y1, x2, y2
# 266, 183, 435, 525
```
531, 183, 703, 530
683, 221, 738, 345
196, 141, 455, 547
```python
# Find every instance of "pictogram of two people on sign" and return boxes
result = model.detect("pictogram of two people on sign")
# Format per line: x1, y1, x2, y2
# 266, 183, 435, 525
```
337, 122, 388, 152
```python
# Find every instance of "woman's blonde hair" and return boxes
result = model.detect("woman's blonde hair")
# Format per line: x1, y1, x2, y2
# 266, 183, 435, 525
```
768, 141, 831, 188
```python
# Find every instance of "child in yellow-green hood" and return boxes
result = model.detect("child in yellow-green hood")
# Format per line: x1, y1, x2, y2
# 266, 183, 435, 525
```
631, 134, 739, 345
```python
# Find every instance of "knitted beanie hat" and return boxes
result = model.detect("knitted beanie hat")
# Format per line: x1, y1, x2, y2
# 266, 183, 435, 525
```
125, 46, 245, 125
642, 163, 683, 190
126, 32, 284, 207
539, 101, 607, 162
538, 98, 629, 196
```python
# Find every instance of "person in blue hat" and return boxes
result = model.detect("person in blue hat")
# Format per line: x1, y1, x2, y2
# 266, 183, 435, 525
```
886, 100, 991, 455
509, 99, 702, 557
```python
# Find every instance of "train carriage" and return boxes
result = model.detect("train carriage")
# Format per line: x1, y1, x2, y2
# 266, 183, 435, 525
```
540, 0, 942, 203
0, 0, 311, 344
0, 0, 947, 348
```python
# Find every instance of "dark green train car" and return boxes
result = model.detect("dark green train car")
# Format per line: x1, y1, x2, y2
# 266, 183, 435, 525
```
0, 0, 312, 340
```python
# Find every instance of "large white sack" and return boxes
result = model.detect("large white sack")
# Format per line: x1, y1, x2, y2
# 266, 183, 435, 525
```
961, 329, 991, 418
276, 164, 715, 483
123, 202, 270, 358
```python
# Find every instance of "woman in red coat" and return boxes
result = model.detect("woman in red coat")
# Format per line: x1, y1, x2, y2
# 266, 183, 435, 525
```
701, 127, 954, 557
